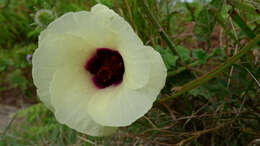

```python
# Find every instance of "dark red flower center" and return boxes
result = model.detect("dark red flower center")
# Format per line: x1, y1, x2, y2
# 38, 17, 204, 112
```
85, 48, 125, 89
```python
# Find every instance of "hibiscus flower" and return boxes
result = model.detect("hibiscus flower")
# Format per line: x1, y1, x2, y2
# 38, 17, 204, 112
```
32, 4, 167, 136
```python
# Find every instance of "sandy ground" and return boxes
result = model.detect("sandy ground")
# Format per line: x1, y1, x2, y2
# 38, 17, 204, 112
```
0, 105, 18, 133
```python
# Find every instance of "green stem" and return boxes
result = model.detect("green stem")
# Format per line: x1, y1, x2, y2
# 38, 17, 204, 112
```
184, 2, 195, 21
158, 34, 260, 103
141, 0, 177, 55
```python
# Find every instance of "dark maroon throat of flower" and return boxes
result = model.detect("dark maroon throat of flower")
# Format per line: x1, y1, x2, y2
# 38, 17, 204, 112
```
85, 48, 125, 89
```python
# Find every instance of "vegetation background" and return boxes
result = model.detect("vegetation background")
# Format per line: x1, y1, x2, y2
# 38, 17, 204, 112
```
0, 0, 260, 145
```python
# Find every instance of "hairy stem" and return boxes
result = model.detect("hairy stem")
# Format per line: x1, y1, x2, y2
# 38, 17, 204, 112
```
158, 34, 260, 103
141, 0, 177, 54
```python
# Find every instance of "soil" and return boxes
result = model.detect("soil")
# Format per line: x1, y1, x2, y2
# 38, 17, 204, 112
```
0, 71, 38, 132
0, 105, 18, 133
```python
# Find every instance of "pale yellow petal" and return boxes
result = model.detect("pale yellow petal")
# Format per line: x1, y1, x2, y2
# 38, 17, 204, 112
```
90, 4, 143, 47
39, 12, 79, 41
120, 47, 151, 89
90, 4, 151, 89
87, 46, 167, 127
40, 10, 120, 51
72, 11, 119, 49
40, 4, 143, 54
36, 89, 54, 111
37, 5, 150, 90
50, 65, 117, 136
140, 46, 167, 96
32, 34, 92, 110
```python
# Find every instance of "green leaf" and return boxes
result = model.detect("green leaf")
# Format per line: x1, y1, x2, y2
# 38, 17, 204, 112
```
208, 48, 226, 60
189, 86, 213, 99
229, 0, 259, 15
206, 80, 231, 97
212, 48, 225, 56
164, 52, 179, 69
194, 0, 223, 41
189, 79, 231, 99
27, 28, 42, 38
192, 48, 208, 64
155, 46, 179, 70
194, 8, 216, 41
176, 45, 191, 63
0, 57, 11, 71
8, 69, 28, 90
229, 9, 256, 39
210, 0, 223, 10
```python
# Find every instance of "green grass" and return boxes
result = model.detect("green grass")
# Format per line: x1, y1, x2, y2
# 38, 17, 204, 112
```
0, 0, 260, 145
